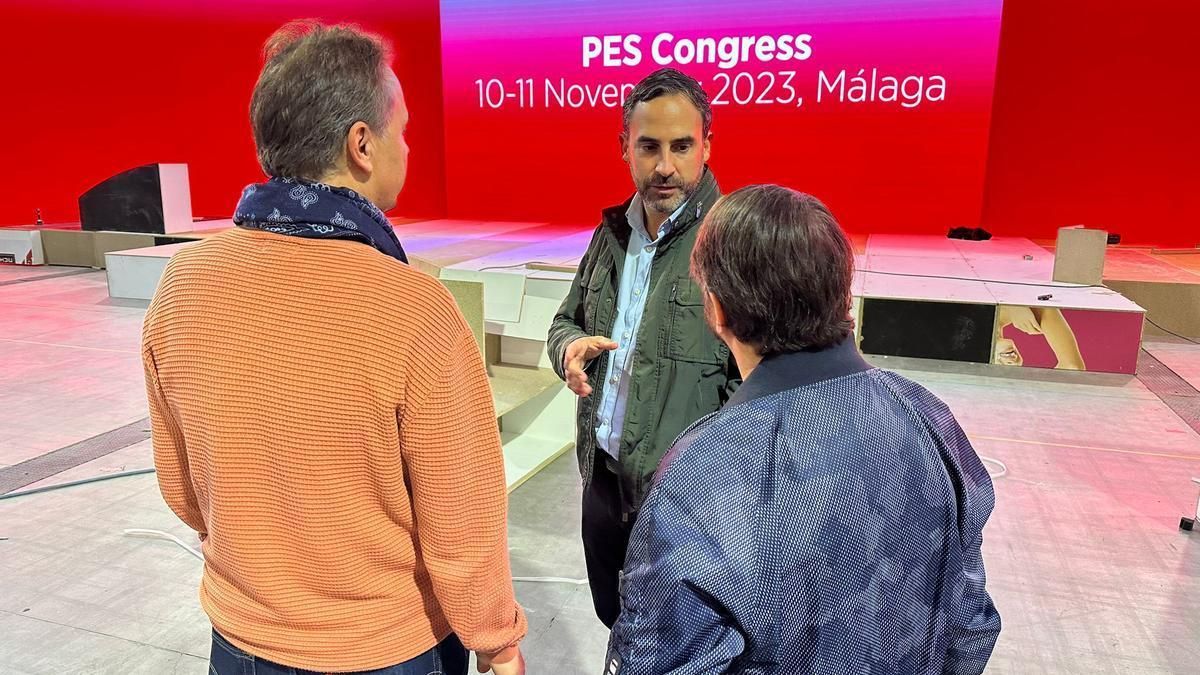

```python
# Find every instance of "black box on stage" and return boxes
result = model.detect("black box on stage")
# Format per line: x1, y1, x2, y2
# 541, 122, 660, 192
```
79, 163, 193, 234
859, 298, 996, 364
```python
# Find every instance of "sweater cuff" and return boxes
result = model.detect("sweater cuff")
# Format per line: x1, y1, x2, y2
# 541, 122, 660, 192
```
484, 645, 521, 665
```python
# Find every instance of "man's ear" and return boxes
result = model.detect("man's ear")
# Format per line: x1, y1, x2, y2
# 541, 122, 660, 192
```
706, 290, 728, 332
345, 121, 373, 174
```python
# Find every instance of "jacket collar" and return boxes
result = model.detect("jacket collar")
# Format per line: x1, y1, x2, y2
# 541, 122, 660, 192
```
601, 167, 720, 240
725, 335, 873, 408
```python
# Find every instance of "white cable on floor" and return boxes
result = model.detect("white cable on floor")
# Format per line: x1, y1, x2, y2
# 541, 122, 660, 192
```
512, 576, 588, 585
980, 456, 1008, 479
123, 528, 203, 560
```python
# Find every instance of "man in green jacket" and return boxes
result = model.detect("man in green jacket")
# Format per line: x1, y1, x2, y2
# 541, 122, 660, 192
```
546, 68, 739, 628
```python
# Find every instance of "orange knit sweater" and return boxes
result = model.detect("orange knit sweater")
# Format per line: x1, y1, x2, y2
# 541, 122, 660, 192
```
142, 228, 526, 671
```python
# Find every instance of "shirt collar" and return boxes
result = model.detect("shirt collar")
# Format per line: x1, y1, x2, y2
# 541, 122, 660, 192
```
725, 335, 873, 408
626, 193, 689, 242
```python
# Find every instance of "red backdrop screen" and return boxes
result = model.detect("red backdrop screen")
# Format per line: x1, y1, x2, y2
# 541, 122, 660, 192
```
440, 0, 1005, 233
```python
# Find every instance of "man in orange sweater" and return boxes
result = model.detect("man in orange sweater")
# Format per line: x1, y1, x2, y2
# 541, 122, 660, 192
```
142, 20, 526, 675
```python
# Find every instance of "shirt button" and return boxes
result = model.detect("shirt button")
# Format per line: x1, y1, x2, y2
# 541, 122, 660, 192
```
610, 376, 619, 384
634, 289, 642, 296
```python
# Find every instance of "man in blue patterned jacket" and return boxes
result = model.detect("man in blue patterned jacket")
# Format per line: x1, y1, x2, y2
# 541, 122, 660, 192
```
605, 185, 1000, 674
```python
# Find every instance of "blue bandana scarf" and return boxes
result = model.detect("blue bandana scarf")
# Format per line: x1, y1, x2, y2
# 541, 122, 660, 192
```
233, 177, 408, 264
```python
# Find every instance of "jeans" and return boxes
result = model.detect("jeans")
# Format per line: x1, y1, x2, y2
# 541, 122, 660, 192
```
209, 629, 469, 675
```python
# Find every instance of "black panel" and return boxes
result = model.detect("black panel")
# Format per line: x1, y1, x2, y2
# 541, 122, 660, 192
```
78, 165, 165, 233
859, 299, 995, 364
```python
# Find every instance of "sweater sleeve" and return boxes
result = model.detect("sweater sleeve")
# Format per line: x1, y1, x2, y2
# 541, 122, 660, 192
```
143, 346, 205, 536
398, 317, 527, 657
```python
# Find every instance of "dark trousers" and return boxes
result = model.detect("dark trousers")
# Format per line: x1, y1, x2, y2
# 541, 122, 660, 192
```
209, 630, 468, 675
582, 452, 636, 628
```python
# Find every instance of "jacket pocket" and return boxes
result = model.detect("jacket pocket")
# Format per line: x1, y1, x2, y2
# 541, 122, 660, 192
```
582, 266, 607, 335
666, 278, 726, 365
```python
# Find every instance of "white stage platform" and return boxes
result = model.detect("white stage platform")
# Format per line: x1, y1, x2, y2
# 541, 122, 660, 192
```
859, 234, 1141, 311
105, 223, 1146, 371
0, 228, 45, 265
854, 235, 1144, 374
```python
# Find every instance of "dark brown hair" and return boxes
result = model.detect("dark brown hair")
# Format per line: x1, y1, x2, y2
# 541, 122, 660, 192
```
250, 20, 397, 180
622, 67, 712, 138
691, 185, 855, 355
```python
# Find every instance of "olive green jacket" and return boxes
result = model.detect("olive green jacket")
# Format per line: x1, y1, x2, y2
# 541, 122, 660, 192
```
547, 169, 739, 516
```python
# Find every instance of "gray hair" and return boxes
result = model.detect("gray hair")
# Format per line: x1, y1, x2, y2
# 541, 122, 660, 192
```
250, 20, 397, 180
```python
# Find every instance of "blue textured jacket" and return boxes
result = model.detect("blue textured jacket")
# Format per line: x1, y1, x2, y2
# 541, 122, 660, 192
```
605, 338, 1000, 674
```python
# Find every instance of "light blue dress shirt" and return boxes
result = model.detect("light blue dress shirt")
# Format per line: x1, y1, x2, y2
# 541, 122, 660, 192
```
595, 196, 687, 459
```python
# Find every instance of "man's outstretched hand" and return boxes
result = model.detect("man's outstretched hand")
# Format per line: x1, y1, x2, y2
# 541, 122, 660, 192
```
564, 336, 619, 397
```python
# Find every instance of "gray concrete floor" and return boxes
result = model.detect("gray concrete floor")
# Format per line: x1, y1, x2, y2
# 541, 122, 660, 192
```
2, 265, 1199, 674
